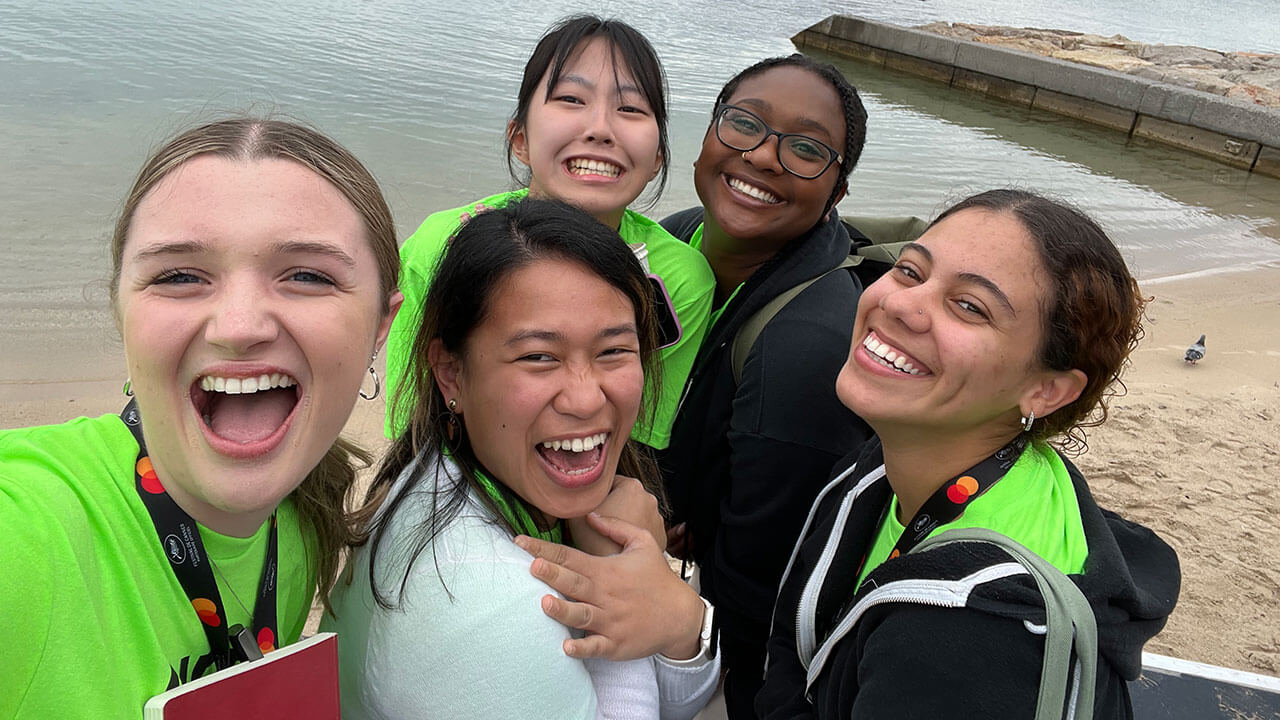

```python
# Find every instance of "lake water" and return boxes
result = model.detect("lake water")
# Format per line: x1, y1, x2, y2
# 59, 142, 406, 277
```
3, 0, 1280, 385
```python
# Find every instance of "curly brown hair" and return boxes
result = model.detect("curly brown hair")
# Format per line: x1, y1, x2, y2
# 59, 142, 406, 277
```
932, 189, 1146, 454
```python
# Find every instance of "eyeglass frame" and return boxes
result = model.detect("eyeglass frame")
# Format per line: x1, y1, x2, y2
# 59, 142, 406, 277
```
712, 103, 844, 180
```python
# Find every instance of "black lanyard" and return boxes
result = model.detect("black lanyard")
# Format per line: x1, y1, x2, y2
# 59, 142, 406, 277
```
884, 434, 1029, 561
121, 399, 278, 671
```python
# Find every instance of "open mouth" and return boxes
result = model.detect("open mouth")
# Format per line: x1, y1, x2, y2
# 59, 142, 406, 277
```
725, 175, 781, 204
862, 332, 931, 376
192, 373, 300, 455
566, 158, 622, 178
536, 432, 608, 488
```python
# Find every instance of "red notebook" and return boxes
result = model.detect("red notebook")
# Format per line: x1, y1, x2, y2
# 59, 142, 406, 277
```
143, 632, 339, 719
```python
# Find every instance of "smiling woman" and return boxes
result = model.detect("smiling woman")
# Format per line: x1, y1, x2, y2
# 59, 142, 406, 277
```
382, 15, 714, 457
325, 198, 717, 719
655, 55, 875, 716
0, 117, 402, 718
756, 190, 1181, 719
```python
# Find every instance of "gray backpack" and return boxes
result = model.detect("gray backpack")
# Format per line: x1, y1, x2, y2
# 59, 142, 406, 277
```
730, 215, 927, 384
912, 528, 1099, 720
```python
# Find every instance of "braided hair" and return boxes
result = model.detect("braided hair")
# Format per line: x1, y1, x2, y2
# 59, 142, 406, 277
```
713, 54, 867, 212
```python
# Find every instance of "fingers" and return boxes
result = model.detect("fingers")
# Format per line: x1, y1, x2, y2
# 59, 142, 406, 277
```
666, 522, 686, 547
563, 632, 616, 660
585, 512, 656, 551
539, 593, 594, 630
530, 556, 592, 600
514, 534, 571, 565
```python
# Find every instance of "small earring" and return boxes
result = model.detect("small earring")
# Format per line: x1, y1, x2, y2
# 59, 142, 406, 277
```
1020, 410, 1035, 433
123, 378, 133, 397
359, 352, 380, 401
446, 398, 461, 444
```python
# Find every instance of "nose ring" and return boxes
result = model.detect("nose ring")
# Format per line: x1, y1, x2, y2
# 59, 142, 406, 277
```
742, 151, 749, 161
917, 309, 923, 315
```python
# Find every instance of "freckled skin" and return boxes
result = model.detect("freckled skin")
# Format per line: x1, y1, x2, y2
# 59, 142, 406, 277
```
836, 209, 1053, 436
117, 156, 397, 537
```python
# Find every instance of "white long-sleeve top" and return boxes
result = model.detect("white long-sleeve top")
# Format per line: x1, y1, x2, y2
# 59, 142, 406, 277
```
324, 453, 717, 719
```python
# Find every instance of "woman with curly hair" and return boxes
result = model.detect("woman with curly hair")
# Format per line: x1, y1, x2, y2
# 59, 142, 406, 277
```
756, 188, 1181, 718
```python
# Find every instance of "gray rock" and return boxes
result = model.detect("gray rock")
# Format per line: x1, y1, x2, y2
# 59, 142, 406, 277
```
1226, 69, 1280, 91
1138, 44, 1228, 67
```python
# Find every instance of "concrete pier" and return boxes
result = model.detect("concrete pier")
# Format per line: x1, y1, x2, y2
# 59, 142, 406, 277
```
794, 16, 1280, 178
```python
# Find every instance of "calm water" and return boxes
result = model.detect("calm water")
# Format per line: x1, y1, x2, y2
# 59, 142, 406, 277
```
3, 0, 1280, 384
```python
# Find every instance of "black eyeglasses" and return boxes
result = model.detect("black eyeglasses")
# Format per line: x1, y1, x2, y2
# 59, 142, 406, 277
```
713, 104, 843, 179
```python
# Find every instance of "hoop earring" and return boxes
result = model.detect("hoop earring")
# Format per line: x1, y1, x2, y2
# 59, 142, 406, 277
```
359, 352, 381, 401
123, 378, 133, 397
446, 398, 461, 444
1020, 410, 1035, 433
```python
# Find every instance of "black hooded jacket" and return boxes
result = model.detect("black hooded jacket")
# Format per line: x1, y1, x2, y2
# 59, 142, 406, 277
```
757, 438, 1182, 719
659, 207, 874, 715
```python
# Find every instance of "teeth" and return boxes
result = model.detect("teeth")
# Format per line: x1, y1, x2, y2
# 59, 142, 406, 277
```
199, 373, 297, 394
568, 159, 621, 177
727, 177, 780, 204
862, 333, 924, 376
540, 433, 608, 453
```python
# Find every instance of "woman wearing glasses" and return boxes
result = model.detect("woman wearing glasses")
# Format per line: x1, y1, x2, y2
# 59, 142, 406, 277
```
519, 56, 876, 717
656, 55, 874, 716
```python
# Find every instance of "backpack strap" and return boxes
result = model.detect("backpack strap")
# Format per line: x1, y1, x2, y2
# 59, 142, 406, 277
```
911, 528, 1098, 720
843, 215, 929, 246
729, 216, 926, 386
730, 256, 858, 385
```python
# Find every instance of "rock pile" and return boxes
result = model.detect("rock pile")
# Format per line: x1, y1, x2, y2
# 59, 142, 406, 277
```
917, 22, 1280, 107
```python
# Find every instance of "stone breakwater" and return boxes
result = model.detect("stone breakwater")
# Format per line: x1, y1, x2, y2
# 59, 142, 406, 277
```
793, 16, 1280, 177
917, 22, 1280, 109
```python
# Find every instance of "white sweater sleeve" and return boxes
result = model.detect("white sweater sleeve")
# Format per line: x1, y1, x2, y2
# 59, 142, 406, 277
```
582, 649, 719, 720
334, 506, 605, 719
654, 650, 720, 720
584, 657, 659, 719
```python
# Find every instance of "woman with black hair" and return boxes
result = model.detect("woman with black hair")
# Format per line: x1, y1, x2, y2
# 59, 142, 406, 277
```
656, 55, 877, 716
515, 55, 878, 719
520, 190, 1180, 719
328, 199, 717, 719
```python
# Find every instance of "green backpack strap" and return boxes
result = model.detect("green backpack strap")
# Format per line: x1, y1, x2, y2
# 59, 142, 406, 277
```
730, 256, 859, 385
912, 528, 1098, 720
843, 215, 929, 246
729, 216, 926, 386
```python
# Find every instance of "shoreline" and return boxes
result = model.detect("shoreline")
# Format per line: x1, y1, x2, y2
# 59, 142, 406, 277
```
793, 15, 1280, 176
4, 264, 1279, 677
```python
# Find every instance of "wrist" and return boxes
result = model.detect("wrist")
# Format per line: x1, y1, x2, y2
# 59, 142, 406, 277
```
659, 592, 713, 663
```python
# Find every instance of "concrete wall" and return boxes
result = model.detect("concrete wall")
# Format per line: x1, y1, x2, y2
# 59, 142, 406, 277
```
794, 16, 1280, 178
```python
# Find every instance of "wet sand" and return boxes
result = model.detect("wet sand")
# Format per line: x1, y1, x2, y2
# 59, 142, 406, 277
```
4, 264, 1278, 676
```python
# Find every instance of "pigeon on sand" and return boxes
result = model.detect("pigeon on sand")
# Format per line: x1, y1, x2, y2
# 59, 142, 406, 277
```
1184, 335, 1205, 365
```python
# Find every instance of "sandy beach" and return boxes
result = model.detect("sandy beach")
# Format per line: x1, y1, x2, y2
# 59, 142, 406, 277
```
3, 263, 1278, 677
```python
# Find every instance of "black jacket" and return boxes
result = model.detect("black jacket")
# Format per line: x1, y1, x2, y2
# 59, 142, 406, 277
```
757, 438, 1182, 719
659, 207, 874, 716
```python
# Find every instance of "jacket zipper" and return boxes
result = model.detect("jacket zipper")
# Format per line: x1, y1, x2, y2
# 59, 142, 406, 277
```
793, 464, 886, 668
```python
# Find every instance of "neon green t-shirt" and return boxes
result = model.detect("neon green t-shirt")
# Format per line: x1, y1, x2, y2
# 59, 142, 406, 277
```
384, 189, 716, 449
856, 442, 1089, 590
0, 414, 318, 719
